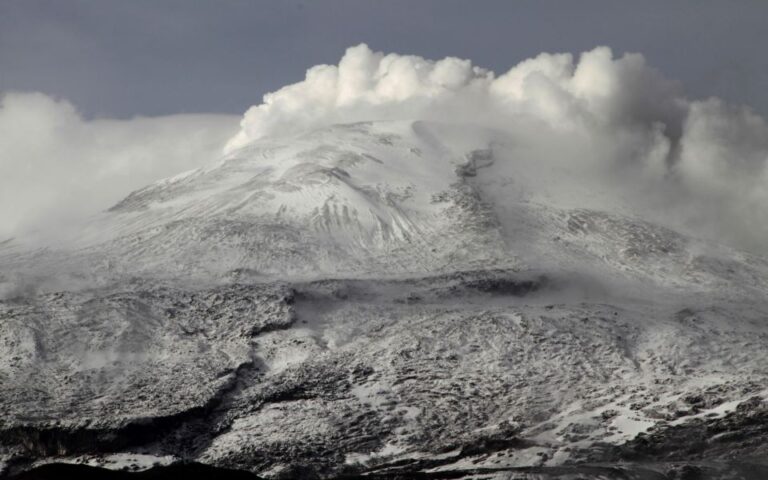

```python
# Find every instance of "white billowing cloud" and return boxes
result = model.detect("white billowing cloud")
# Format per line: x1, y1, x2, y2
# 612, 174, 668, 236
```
225, 45, 685, 151
224, 44, 496, 151
226, 44, 768, 252
0, 92, 238, 241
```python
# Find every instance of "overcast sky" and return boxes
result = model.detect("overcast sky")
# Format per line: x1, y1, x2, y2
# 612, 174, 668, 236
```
2, 0, 768, 118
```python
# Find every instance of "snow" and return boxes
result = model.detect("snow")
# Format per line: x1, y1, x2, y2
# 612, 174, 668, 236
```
3, 119, 768, 477
344, 443, 407, 466
30, 453, 177, 472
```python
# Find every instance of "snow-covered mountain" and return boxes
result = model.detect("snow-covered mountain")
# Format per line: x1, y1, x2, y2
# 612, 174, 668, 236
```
2, 120, 768, 479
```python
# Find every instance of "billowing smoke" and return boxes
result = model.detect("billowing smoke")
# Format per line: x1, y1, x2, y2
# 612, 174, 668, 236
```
225, 44, 689, 150
227, 44, 768, 252
0, 92, 238, 241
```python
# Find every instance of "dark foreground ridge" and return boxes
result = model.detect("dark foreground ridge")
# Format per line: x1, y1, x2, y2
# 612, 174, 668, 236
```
7, 462, 261, 480
8, 461, 768, 480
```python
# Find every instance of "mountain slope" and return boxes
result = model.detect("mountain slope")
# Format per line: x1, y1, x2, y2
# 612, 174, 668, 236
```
2, 121, 768, 479
76, 121, 509, 279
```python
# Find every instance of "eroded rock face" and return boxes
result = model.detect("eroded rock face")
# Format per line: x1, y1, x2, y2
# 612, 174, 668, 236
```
600, 395, 768, 463
0, 282, 295, 461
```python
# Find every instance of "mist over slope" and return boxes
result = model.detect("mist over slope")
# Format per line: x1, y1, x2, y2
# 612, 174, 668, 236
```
0, 92, 239, 241
226, 44, 768, 253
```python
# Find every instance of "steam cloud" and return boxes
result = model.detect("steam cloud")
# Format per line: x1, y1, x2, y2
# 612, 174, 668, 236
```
0, 92, 238, 241
227, 44, 768, 252
2, 45, 768, 252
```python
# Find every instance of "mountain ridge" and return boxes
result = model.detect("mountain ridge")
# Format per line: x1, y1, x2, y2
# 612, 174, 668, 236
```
2, 120, 768, 479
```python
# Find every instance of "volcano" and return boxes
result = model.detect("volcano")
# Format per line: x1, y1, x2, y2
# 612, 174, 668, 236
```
2, 120, 768, 479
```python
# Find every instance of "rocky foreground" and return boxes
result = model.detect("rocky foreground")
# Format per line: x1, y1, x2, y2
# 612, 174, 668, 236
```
2, 269, 768, 479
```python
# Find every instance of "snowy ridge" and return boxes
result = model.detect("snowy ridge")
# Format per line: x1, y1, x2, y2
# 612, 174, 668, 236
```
68, 121, 510, 279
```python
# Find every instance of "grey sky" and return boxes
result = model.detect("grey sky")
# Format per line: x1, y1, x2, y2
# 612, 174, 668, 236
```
1, 0, 767, 118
